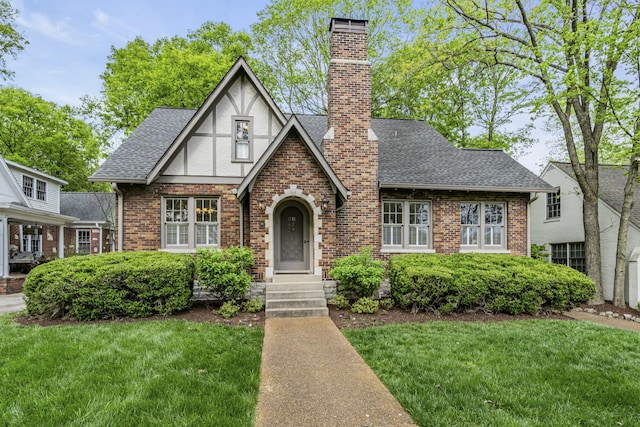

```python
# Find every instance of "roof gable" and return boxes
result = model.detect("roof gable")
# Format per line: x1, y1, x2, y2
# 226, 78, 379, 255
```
147, 57, 287, 184
0, 156, 30, 206
237, 116, 348, 202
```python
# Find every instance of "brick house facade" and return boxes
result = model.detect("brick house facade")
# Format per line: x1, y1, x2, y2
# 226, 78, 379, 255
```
91, 18, 552, 283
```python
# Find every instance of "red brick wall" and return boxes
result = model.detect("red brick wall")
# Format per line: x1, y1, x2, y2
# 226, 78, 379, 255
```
250, 131, 337, 278
380, 189, 529, 257
324, 19, 379, 258
118, 182, 241, 251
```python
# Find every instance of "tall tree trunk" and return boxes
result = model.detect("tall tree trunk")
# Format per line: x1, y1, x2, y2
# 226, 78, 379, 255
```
613, 159, 638, 307
583, 191, 604, 303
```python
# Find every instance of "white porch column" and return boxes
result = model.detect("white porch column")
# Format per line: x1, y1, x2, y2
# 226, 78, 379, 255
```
58, 225, 65, 258
0, 217, 8, 278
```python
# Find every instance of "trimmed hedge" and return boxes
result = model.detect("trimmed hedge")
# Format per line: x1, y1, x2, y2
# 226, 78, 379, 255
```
196, 246, 254, 302
23, 251, 195, 320
329, 247, 386, 298
389, 253, 595, 315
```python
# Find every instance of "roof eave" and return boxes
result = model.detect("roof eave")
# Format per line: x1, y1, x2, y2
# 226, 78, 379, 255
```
379, 182, 556, 193
88, 176, 147, 184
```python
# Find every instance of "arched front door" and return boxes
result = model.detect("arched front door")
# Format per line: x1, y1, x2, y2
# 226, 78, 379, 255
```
275, 201, 310, 272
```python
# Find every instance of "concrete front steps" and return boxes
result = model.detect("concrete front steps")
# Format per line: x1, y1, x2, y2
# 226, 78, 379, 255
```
265, 274, 328, 318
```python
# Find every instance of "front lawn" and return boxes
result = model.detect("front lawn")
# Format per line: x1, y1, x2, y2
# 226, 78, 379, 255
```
345, 320, 640, 426
0, 314, 263, 426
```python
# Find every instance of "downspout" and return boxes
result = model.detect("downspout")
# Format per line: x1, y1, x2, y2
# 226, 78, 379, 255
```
112, 183, 123, 252
527, 192, 540, 257
239, 203, 244, 248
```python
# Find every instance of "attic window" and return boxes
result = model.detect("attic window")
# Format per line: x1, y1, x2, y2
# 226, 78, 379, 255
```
23, 176, 33, 198
233, 117, 253, 162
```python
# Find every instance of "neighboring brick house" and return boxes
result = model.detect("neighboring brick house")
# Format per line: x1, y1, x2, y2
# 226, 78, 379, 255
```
91, 18, 553, 284
0, 155, 115, 293
531, 162, 640, 308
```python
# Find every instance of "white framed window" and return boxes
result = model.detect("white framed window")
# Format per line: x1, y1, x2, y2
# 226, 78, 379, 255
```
196, 198, 219, 246
551, 242, 585, 273
23, 176, 33, 198
76, 229, 91, 254
36, 180, 47, 201
461, 202, 506, 249
20, 225, 42, 254
547, 189, 560, 219
382, 200, 431, 249
232, 117, 253, 162
163, 196, 220, 249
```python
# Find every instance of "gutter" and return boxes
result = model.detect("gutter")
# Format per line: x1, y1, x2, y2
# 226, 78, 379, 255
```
379, 183, 556, 193
112, 183, 123, 252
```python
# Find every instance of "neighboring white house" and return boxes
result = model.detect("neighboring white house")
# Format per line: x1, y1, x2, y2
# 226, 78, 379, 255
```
531, 162, 640, 308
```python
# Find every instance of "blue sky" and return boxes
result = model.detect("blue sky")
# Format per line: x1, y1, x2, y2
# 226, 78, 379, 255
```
6, 0, 266, 106
5, 0, 551, 172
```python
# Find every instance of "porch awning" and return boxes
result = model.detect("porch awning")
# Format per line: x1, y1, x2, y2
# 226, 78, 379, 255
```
0, 202, 78, 225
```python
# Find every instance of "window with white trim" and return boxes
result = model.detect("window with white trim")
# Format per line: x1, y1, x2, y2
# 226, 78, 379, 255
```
76, 229, 91, 255
461, 202, 506, 248
36, 180, 47, 201
382, 200, 431, 248
233, 117, 252, 162
23, 176, 33, 198
163, 197, 220, 249
546, 189, 560, 219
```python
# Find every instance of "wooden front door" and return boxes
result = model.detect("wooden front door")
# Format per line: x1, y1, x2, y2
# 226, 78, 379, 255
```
276, 203, 309, 271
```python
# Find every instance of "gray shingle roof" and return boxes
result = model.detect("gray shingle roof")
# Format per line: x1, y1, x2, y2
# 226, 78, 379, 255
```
297, 115, 552, 191
92, 107, 551, 192
552, 162, 640, 227
60, 192, 115, 223
91, 108, 196, 182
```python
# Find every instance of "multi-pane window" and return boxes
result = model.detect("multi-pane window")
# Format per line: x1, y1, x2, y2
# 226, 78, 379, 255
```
164, 197, 220, 248
165, 198, 189, 246
383, 201, 431, 248
23, 176, 33, 198
234, 119, 251, 161
36, 180, 47, 201
461, 202, 506, 248
547, 189, 561, 219
550, 242, 585, 273
76, 230, 91, 255
196, 198, 219, 246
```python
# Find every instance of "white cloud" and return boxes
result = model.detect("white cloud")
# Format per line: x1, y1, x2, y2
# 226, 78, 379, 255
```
15, 8, 82, 46
91, 9, 135, 43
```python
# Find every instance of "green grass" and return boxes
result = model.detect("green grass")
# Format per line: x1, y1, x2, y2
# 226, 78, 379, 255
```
345, 320, 640, 427
0, 313, 263, 426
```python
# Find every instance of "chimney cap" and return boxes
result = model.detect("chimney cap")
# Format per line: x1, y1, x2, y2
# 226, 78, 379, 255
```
329, 18, 368, 34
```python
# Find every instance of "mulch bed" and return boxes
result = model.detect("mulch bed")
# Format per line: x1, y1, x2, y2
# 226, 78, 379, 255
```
13, 301, 638, 329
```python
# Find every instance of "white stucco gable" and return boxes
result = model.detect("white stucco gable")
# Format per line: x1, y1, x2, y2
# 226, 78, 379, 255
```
0, 156, 30, 207
149, 57, 287, 184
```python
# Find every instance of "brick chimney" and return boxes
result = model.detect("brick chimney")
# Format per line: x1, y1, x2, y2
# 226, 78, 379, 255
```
324, 18, 379, 257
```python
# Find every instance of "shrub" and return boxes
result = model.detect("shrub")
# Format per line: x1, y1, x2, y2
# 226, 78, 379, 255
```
329, 294, 351, 309
378, 298, 394, 310
23, 251, 195, 320
329, 247, 385, 298
243, 297, 264, 313
215, 301, 240, 318
351, 297, 379, 314
197, 247, 254, 302
389, 253, 595, 315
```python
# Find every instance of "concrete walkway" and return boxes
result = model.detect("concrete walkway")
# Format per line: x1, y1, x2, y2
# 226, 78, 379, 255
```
564, 310, 640, 333
255, 317, 416, 427
0, 293, 26, 315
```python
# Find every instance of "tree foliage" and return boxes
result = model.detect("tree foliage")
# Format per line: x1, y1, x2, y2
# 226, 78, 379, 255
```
86, 21, 252, 136
0, 87, 104, 191
251, 0, 416, 114
443, 0, 640, 302
0, 0, 27, 80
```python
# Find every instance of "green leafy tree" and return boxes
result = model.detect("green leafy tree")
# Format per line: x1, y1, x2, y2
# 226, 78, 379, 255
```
0, 0, 27, 80
85, 22, 252, 136
443, 0, 640, 303
251, 0, 417, 114
0, 87, 104, 191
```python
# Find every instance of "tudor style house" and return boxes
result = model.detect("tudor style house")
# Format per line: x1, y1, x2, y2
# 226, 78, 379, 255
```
531, 162, 639, 308
91, 18, 552, 311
